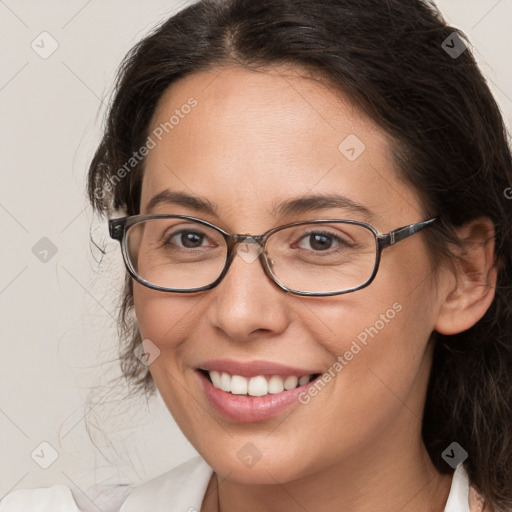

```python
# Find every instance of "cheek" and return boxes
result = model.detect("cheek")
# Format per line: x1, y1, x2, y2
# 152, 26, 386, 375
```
302, 274, 435, 360
132, 283, 203, 393
132, 283, 207, 431
299, 262, 438, 414
290, 296, 434, 461
133, 283, 203, 344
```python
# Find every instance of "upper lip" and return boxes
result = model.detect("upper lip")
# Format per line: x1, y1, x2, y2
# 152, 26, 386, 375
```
198, 359, 320, 378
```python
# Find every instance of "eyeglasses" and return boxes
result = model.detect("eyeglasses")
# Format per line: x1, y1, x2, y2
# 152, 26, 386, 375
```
109, 214, 439, 297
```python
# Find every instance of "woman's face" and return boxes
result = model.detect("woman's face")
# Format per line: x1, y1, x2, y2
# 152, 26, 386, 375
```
134, 65, 444, 483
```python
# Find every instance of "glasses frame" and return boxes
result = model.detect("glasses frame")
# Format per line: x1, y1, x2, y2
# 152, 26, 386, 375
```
109, 214, 439, 297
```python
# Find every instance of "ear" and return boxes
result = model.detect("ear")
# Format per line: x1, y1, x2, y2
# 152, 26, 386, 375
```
434, 217, 497, 335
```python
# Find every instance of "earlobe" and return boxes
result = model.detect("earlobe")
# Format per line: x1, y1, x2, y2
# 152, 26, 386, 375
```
434, 217, 497, 336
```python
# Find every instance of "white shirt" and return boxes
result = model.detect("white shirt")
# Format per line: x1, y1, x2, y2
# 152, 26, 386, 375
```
0, 456, 474, 511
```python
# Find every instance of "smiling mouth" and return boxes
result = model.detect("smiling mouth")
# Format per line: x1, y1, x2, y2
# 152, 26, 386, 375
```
199, 369, 322, 397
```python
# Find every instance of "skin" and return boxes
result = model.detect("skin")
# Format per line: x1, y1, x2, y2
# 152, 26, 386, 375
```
133, 64, 497, 512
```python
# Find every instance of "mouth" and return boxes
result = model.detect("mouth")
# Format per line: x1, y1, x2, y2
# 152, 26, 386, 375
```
196, 362, 324, 422
199, 369, 321, 397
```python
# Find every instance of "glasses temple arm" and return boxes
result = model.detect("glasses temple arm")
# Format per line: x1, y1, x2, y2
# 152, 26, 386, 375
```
378, 217, 439, 248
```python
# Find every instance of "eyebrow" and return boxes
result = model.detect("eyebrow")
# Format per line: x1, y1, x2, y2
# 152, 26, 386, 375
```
146, 190, 218, 215
146, 189, 375, 221
273, 193, 375, 221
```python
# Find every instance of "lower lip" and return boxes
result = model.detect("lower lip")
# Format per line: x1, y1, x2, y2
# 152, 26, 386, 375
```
197, 371, 317, 422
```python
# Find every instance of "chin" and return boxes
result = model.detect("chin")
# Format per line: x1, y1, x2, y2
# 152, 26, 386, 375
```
208, 456, 308, 485
194, 439, 320, 485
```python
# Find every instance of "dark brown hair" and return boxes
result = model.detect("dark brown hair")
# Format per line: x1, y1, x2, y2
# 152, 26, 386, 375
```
87, 0, 512, 509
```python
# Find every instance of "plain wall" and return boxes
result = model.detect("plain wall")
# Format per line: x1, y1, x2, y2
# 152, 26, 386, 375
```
1, 0, 511, 507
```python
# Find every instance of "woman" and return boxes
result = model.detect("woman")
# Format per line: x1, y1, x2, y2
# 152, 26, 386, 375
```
3, 0, 511, 510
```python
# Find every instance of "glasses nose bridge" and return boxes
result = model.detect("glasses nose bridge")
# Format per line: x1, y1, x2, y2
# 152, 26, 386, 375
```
214, 231, 277, 295
230, 233, 267, 247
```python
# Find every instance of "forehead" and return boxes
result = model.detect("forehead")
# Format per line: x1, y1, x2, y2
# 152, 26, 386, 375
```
140, 65, 422, 230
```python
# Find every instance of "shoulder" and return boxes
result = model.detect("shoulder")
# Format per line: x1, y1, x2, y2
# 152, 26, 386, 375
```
119, 455, 213, 512
0, 485, 81, 512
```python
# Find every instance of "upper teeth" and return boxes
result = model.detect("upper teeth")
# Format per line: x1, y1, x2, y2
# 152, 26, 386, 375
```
209, 371, 312, 396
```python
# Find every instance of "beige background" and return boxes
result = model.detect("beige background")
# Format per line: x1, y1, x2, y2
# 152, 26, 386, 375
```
1, 0, 511, 507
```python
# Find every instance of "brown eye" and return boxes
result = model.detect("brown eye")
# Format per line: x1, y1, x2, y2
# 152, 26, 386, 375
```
165, 230, 208, 249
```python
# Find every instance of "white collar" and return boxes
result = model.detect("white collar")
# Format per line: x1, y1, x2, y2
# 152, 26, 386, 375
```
444, 463, 471, 512
120, 456, 470, 511
119, 456, 212, 512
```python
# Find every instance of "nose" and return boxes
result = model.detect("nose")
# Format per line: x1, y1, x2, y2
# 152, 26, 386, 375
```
205, 242, 290, 342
